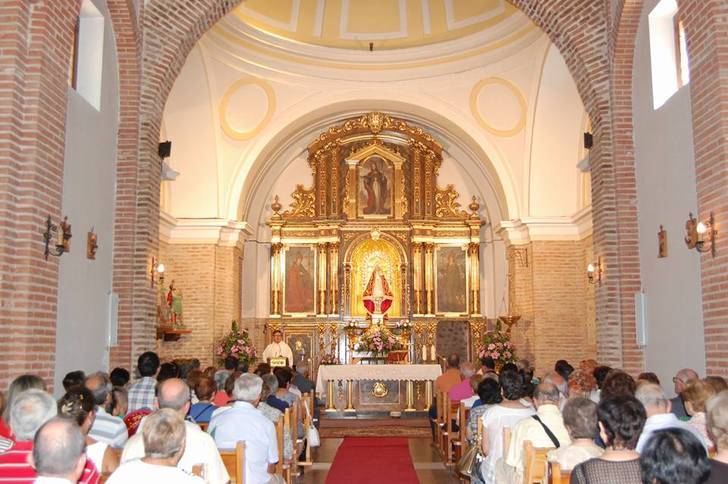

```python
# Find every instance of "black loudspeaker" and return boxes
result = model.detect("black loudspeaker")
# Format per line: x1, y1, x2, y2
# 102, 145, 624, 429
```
158, 141, 172, 159
583, 132, 593, 150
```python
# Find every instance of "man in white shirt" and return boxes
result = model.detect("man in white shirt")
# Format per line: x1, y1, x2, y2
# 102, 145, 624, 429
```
121, 378, 229, 484
209, 373, 279, 484
109, 409, 202, 483
635, 382, 708, 452
31, 418, 87, 484
261, 330, 293, 366
502, 383, 572, 482
85, 372, 128, 448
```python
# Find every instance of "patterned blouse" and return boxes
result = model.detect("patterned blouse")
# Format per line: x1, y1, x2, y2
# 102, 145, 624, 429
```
258, 401, 293, 461
570, 458, 642, 484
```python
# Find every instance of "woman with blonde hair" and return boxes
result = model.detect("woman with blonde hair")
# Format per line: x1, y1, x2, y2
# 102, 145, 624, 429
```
683, 379, 719, 450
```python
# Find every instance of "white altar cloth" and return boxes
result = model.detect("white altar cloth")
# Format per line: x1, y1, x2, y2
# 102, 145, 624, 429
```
315, 364, 442, 394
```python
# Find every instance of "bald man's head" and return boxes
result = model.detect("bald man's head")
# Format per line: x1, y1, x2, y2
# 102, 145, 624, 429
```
157, 378, 191, 413
32, 418, 86, 481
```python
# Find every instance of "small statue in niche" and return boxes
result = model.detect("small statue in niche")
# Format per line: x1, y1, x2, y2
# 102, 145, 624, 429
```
166, 280, 183, 326
658, 225, 668, 258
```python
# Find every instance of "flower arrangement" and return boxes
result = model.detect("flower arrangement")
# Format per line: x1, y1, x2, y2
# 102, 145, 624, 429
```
215, 320, 257, 365
357, 326, 405, 355
319, 353, 340, 365
477, 330, 516, 366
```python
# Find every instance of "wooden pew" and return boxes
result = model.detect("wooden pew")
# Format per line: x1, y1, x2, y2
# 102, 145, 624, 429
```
522, 440, 553, 484
219, 441, 245, 484
548, 461, 570, 484
450, 401, 468, 463
443, 392, 456, 465
275, 410, 286, 479
300, 392, 315, 466
434, 390, 445, 446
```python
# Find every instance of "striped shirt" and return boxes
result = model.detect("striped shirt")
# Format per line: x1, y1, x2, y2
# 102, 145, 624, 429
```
88, 407, 128, 449
127, 377, 157, 413
0, 440, 100, 483
0, 437, 12, 453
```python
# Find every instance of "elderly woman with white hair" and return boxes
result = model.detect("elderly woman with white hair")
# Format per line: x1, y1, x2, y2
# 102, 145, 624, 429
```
209, 373, 282, 484
107, 409, 202, 483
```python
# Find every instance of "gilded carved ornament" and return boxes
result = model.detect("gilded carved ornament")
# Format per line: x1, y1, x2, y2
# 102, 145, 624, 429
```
309, 112, 442, 155
283, 185, 316, 219
435, 185, 468, 219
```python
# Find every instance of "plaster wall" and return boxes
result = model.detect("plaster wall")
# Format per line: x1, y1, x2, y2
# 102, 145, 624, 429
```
633, 0, 705, 391
54, 0, 119, 394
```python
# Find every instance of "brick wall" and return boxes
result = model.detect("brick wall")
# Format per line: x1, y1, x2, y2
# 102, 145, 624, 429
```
156, 242, 242, 366
508, 239, 597, 376
0, 1, 81, 389
679, 0, 728, 376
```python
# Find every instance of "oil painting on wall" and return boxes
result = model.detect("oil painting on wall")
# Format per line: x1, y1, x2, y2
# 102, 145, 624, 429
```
436, 246, 467, 313
284, 246, 315, 314
358, 156, 393, 217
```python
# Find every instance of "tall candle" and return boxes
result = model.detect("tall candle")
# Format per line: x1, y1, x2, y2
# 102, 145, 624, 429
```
422, 345, 427, 362
430, 344, 436, 361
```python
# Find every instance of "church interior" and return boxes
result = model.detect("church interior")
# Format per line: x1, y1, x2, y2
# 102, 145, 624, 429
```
1, 0, 727, 483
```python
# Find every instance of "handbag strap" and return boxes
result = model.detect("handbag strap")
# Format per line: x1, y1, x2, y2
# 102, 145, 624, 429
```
191, 403, 215, 421
532, 414, 560, 448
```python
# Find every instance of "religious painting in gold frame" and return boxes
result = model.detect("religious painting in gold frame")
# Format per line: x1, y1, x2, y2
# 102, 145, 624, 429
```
435, 246, 468, 314
357, 156, 394, 218
283, 245, 316, 315
285, 330, 314, 369
348, 237, 402, 318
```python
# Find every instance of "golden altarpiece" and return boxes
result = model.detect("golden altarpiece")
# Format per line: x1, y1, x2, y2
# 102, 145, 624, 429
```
267, 113, 487, 385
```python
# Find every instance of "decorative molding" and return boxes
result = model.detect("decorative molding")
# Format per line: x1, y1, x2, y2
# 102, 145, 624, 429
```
496, 210, 593, 244
159, 214, 252, 246
219, 77, 276, 141
340, 0, 408, 41
209, 14, 540, 78
470, 77, 527, 137
444, 0, 506, 29
237, 0, 301, 32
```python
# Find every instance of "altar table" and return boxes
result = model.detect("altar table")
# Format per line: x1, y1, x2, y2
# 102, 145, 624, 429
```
316, 364, 442, 413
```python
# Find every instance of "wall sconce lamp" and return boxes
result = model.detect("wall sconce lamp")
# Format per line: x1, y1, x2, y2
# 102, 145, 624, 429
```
151, 257, 165, 287
44, 215, 72, 260
587, 258, 603, 285
685, 212, 716, 256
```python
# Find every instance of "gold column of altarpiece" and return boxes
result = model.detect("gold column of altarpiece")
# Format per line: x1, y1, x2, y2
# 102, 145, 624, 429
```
267, 113, 485, 371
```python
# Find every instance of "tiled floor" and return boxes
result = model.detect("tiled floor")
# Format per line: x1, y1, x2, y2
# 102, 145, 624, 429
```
298, 437, 460, 483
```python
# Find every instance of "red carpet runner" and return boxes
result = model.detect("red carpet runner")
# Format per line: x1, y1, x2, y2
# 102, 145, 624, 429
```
325, 437, 418, 484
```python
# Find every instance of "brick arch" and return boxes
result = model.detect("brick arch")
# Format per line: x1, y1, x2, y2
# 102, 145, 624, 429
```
107, 0, 141, 370
608, 0, 644, 373
139, 0, 641, 370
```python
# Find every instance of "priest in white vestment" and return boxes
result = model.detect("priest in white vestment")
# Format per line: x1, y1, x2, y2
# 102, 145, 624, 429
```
262, 330, 294, 366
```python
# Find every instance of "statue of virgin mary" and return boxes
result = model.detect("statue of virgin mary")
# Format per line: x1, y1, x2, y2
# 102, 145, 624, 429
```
362, 266, 393, 316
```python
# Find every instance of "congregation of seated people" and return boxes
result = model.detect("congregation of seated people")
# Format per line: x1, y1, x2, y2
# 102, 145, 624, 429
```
433, 354, 728, 484
0, 350, 726, 484
0, 351, 315, 484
